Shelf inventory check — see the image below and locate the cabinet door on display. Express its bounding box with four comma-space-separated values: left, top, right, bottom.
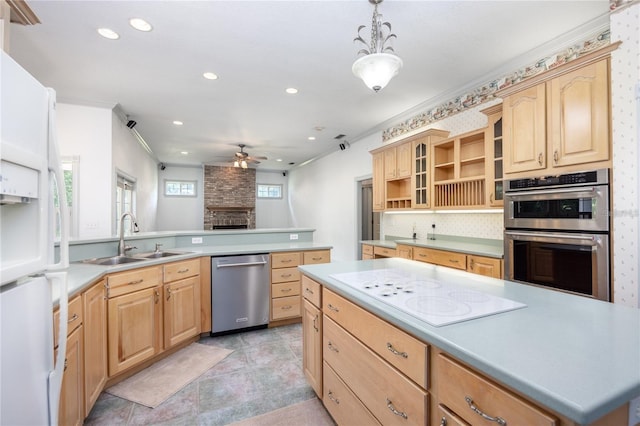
396, 142, 412, 178
503, 83, 546, 174
384, 148, 397, 179
412, 140, 430, 208
108, 286, 162, 376
164, 276, 201, 349
396, 244, 413, 260
302, 299, 322, 397
548, 59, 609, 168
372, 151, 385, 211
59, 325, 84, 426
467, 255, 503, 279
83, 281, 107, 415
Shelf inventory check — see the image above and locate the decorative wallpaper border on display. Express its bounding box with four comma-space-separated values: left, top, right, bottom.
382, 29, 611, 142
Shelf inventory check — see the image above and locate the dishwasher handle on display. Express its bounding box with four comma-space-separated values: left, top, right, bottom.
216, 260, 268, 268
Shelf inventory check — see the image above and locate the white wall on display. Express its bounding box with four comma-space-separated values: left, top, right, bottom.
111, 114, 158, 234
57, 103, 112, 239
256, 170, 290, 228
156, 165, 204, 231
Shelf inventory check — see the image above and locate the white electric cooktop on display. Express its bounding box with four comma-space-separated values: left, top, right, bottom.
330, 268, 526, 327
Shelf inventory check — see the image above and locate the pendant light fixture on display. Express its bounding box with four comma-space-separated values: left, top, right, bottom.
352, 0, 402, 92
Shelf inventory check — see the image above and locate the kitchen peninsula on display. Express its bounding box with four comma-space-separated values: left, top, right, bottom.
299, 258, 640, 426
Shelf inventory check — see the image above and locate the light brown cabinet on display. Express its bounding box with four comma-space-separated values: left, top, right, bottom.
373, 245, 396, 258
482, 104, 504, 207
396, 244, 413, 260
467, 254, 503, 279
499, 53, 612, 178
413, 246, 503, 279
82, 280, 107, 416
361, 243, 374, 260
163, 259, 201, 349
372, 151, 385, 212
384, 142, 412, 180
106, 265, 163, 376
302, 298, 322, 397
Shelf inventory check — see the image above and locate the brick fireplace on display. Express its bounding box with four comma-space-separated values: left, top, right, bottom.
204, 165, 256, 230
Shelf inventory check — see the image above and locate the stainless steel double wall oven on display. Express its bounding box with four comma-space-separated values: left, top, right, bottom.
504, 169, 610, 301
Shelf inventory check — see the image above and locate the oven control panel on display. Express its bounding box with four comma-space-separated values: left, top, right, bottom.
507, 169, 608, 191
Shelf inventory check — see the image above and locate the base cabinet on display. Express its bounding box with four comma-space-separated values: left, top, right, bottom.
323, 361, 381, 426
58, 325, 84, 426
83, 280, 107, 415
302, 298, 322, 396
164, 276, 201, 349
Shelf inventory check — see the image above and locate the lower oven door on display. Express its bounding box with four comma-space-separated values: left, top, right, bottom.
504, 230, 610, 301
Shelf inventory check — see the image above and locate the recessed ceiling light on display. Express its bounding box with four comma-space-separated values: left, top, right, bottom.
308, 136, 316, 141
97, 28, 119, 40
203, 72, 218, 80
129, 18, 153, 32
276, 159, 283, 162
173, 120, 183, 126
181, 151, 188, 155
285, 88, 298, 94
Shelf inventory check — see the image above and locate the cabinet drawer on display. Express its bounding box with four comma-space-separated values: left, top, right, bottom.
54, 295, 83, 348
271, 295, 301, 320
272, 281, 300, 298
163, 258, 200, 282
467, 255, 503, 279
271, 252, 301, 268
413, 247, 466, 270
271, 267, 300, 284
396, 244, 413, 260
303, 250, 330, 265
106, 266, 162, 298
323, 288, 428, 388
301, 275, 321, 308
323, 361, 381, 426
374, 246, 396, 257
323, 316, 428, 426
362, 244, 374, 255
437, 354, 557, 426
437, 404, 470, 426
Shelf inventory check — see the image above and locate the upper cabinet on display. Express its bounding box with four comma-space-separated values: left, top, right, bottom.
497, 45, 616, 178
481, 104, 504, 207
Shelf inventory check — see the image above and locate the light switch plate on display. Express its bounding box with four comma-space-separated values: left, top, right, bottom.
192, 237, 203, 244
289, 234, 298, 240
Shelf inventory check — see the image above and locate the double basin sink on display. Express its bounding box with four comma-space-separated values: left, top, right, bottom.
80, 250, 192, 266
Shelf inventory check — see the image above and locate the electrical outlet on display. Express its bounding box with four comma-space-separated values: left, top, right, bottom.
289, 234, 298, 240
191, 237, 203, 244
629, 395, 640, 426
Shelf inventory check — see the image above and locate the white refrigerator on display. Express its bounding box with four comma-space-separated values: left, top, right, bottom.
0, 50, 70, 425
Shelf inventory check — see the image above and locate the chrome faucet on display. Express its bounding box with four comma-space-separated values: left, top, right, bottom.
118, 212, 139, 256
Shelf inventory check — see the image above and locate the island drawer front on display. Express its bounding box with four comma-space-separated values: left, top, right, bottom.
271, 295, 301, 320
303, 250, 331, 265
323, 316, 428, 426
437, 354, 558, 426
272, 281, 300, 298
437, 404, 470, 426
362, 244, 374, 255
54, 295, 83, 348
323, 361, 381, 426
323, 288, 428, 388
163, 258, 200, 283
107, 266, 162, 298
374, 246, 396, 257
272, 252, 301, 268
301, 275, 321, 308
413, 247, 466, 270
271, 267, 300, 283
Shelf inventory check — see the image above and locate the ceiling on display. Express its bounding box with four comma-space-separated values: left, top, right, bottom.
9, 1, 610, 171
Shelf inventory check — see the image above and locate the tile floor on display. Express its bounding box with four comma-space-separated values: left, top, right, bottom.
84, 323, 325, 425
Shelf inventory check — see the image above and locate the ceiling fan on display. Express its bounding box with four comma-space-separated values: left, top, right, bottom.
233, 144, 267, 168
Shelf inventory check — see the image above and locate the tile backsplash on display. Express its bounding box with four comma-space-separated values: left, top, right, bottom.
383, 212, 504, 241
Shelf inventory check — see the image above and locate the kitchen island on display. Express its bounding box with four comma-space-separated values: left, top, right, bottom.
299, 258, 640, 426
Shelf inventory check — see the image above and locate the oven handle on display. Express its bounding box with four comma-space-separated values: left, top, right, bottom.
505, 230, 597, 243
505, 186, 595, 198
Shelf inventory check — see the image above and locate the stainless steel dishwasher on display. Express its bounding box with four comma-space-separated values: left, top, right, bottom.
211, 254, 270, 334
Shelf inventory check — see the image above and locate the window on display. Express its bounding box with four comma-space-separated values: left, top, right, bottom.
54, 157, 78, 240
116, 173, 136, 234
164, 180, 197, 197
257, 184, 283, 199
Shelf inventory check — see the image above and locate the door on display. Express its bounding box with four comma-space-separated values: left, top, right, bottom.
164, 276, 201, 349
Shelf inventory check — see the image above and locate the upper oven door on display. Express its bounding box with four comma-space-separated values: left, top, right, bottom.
504, 184, 609, 232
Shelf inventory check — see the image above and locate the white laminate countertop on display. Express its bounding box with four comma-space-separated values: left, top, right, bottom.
57, 241, 332, 303
298, 258, 640, 425
361, 235, 504, 258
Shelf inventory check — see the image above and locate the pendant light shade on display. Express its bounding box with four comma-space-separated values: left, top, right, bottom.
352, 52, 403, 92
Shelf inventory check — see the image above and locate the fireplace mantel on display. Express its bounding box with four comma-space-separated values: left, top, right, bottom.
206, 206, 254, 212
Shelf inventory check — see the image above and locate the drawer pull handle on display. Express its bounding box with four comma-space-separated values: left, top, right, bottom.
386, 343, 408, 358
538, 152, 543, 165
327, 341, 339, 353
386, 398, 408, 419
63, 358, 68, 372
166, 288, 172, 300
312, 257, 322, 261
128, 279, 144, 285
177, 268, 189, 273
313, 314, 319, 332
440, 417, 447, 426
327, 303, 339, 313
154, 289, 160, 304
553, 150, 559, 164
281, 259, 292, 263
68, 313, 79, 323
281, 288, 292, 293
282, 305, 292, 310
281, 273, 292, 278
418, 253, 427, 257
465, 396, 507, 426
449, 259, 459, 264
327, 391, 339, 405
304, 288, 314, 295
469, 259, 475, 269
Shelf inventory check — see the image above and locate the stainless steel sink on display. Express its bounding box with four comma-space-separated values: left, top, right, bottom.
81, 256, 146, 266
134, 250, 191, 259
